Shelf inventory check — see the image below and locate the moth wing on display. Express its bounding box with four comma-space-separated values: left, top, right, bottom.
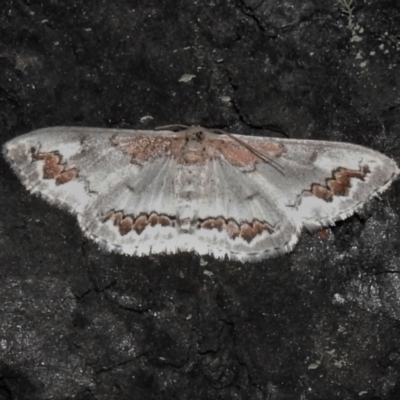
5, 127, 116, 212
3, 127, 185, 254
79, 155, 183, 256
235, 134, 399, 229
186, 156, 300, 262
5, 127, 398, 261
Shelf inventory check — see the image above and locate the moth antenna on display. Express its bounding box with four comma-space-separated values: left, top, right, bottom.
226, 133, 285, 175
209, 128, 229, 135
208, 128, 284, 174
156, 124, 190, 131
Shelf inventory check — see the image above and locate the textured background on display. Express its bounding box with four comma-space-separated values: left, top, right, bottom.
1, 0, 400, 399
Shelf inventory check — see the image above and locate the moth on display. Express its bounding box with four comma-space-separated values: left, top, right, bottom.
3, 125, 399, 262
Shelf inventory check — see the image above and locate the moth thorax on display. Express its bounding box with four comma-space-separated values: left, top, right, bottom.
181, 139, 206, 164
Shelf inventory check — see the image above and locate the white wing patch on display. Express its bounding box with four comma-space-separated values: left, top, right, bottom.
3, 125, 399, 262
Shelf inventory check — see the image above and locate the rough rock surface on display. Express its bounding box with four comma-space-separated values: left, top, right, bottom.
1, 0, 400, 399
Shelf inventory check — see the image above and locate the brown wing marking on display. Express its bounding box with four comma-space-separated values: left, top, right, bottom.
199, 217, 274, 243
31, 149, 78, 185
104, 211, 175, 236
111, 131, 285, 168
309, 165, 370, 202
216, 139, 286, 170
110, 135, 185, 166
